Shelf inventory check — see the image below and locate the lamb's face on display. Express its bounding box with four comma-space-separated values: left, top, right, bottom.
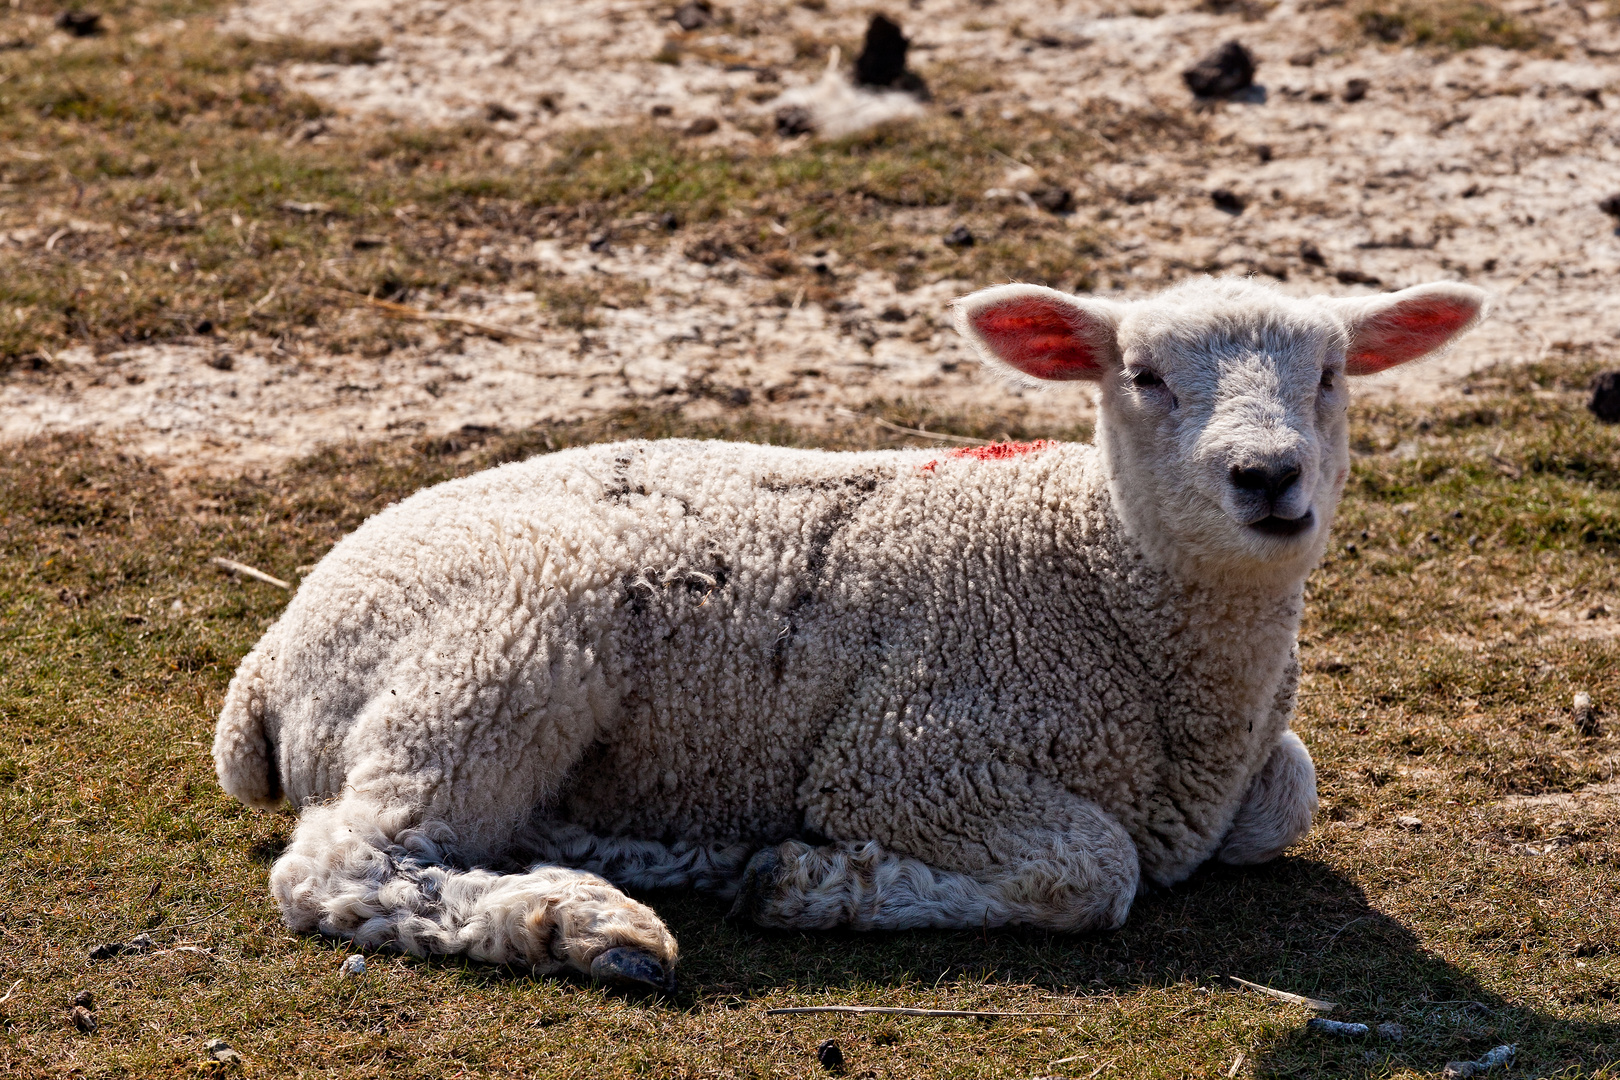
954, 277, 1487, 585
1099, 295, 1350, 579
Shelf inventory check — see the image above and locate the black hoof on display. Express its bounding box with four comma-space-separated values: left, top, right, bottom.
590, 947, 675, 995
726, 846, 781, 924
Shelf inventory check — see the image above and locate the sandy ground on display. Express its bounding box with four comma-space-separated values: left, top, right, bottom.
5, 0, 1619, 469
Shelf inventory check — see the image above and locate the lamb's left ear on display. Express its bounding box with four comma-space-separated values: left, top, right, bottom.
1328, 282, 1489, 377
953, 283, 1122, 382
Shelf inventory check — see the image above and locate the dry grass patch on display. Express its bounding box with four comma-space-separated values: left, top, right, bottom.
1350, 0, 1547, 50
2, 362, 1620, 1076
1, 0, 1209, 371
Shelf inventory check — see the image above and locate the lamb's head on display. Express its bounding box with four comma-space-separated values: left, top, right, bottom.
954, 276, 1487, 584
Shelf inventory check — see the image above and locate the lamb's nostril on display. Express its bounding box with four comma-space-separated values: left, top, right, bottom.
1230, 464, 1302, 501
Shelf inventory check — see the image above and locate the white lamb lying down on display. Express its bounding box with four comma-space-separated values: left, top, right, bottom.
214, 277, 1485, 992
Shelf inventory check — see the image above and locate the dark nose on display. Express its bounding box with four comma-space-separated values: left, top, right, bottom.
1231, 463, 1301, 503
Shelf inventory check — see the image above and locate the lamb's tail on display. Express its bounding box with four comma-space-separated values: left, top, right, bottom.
213, 636, 283, 809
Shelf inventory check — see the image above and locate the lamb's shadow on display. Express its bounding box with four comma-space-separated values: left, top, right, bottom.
647, 857, 1618, 1076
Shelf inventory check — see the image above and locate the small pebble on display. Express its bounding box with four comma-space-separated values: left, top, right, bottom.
73, 990, 94, 1010
127, 933, 154, 953
942, 225, 975, 249
1306, 1017, 1369, 1038
1376, 1021, 1404, 1041
672, 0, 714, 31
1395, 815, 1423, 831
684, 116, 720, 137
89, 942, 124, 960
206, 1038, 244, 1066
71, 1005, 97, 1034
1211, 189, 1246, 214
816, 1037, 845, 1072
1443, 1044, 1515, 1078
1299, 240, 1327, 267
339, 953, 368, 977
1574, 690, 1597, 735
1343, 78, 1370, 103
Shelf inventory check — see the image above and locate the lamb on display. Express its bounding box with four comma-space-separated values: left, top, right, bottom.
213, 276, 1486, 993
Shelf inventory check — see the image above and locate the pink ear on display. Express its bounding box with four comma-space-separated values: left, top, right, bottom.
954, 285, 1119, 382
1336, 283, 1488, 376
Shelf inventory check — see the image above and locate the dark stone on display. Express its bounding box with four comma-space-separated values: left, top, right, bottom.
71, 1005, 97, 1034
658, 211, 680, 231
55, 11, 103, 37
816, 1038, 845, 1072
775, 104, 815, 137
854, 15, 929, 98
484, 101, 519, 122
88, 943, 124, 960
1334, 268, 1382, 286
1182, 40, 1256, 99
1031, 186, 1075, 214
588, 233, 613, 253
942, 224, 975, 248
1210, 189, 1246, 214
1343, 77, 1370, 103
351, 235, 385, 250
208, 353, 234, 371
1589, 371, 1620, 423
1299, 240, 1326, 266
194, 319, 214, 335
1600, 194, 1620, 219
1255, 143, 1273, 162
650, 103, 674, 117
855, 15, 908, 86
73, 990, 94, 1009
672, 1, 713, 32
684, 116, 719, 136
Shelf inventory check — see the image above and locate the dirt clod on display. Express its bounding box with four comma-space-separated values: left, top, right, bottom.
1031, 186, 1075, 214
70, 1005, 97, 1034
1395, 815, 1423, 831
1210, 189, 1246, 214
88, 943, 123, 960
1588, 371, 1620, 423
1600, 194, 1620, 219
775, 105, 815, 137
815, 1038, 845, 1072
1182, 40, 1256, 99
942, 225, 975, 248
1299, 240, 1326, 266
684, 116, 719, 136
1344, 78, 1370, 103
73, 990, 93, 1009
672, 1, 713, 32
206, 1038, 244, 1066
55, 11, 103, 37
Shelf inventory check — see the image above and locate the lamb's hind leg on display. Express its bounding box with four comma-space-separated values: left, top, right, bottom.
271, 793, 679, 991
731, 797, 1139, 933
1217, 729, 1318, 866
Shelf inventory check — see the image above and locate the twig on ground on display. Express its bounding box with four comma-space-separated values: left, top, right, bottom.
0, 979, 21, 1005
765, 1005, 1080, 1018
1226, 1051, 1246, 1077
324, 287, 546, 342
871, 417, 988, 445
1227, 976, 1337, 1012
209, 557, 291, 590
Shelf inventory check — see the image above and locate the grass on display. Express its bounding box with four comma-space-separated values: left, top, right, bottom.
0, 0, 1203, 371
2, 359, 1620, 1076
1351, 0, 1546, 51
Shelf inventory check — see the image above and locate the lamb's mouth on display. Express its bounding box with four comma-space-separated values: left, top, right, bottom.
1249, 509, 1315, 538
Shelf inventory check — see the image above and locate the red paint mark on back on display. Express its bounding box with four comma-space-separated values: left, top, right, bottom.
947, 439, 1056, 461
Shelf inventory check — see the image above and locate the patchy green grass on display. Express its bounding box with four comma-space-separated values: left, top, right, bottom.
0, 0, 1201, 370
2, 362, 1620, 1077
1351, 0, 1546, 50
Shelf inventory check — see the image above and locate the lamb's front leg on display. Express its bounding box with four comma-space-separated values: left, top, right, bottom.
731, 790, 1139, 933
1216, 729, 1318, 866
272, 793, 680, 991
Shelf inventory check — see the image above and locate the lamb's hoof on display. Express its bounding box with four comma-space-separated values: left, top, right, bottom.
590, 947, 675, 995
726, 846, 781, 924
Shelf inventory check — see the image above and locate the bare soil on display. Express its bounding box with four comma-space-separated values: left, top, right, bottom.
4, 0, 1618, 469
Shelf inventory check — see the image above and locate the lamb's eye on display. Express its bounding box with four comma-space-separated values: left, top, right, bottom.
1320, 369, 1336, 392
1130, 369, 1164, 389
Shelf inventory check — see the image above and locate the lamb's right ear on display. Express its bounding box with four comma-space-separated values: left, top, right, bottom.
952, 284, 1122, 382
